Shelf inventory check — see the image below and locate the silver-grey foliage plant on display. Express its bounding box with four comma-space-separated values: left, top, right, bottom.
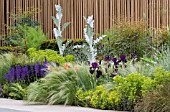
74, 15, 106, 63
52, 4, 71, 55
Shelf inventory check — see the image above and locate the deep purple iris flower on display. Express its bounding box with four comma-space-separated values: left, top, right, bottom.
112, 58, 117, 62
89, 67, 95, 74
112, 58, 120, 65
96, 70, 102, 79
120, 55, 127, 63
91, 62, 99, 69
104, 56, 112, 61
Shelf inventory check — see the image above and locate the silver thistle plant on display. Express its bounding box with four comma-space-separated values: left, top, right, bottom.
52, 4, 71, 55
74, 15, 106, 63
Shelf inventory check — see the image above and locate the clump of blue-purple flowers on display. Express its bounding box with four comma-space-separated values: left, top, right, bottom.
4, 58, 48, 84
89, 55, 127, 79
89, 62, 102, 79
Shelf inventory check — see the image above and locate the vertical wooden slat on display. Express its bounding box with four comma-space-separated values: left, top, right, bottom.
1, 0, 170, 43
0, 0, 5, 46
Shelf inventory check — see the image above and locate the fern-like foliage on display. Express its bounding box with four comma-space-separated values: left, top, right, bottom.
10, 25, 47, 51
9, 83, 26, 100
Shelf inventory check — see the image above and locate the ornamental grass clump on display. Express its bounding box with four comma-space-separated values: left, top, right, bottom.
135, 81, 170, 112
26, 63, 97, 105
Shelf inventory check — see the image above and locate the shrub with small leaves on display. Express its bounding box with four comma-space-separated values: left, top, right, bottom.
76, 86, 121, 110
27, 48, 66, 65
113, 73, 155, 111
104, 20, 148, 58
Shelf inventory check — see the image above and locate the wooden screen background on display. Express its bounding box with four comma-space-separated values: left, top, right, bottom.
0, 0, 170, 46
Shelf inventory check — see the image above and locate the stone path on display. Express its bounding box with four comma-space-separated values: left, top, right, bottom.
0, 98, 120, 112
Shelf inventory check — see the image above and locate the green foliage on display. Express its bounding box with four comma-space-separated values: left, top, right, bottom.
0, 46, 15, 54
148, 27, 170, 47
40, 39, 86, 51
27, 48, 66, 64
135, 81, 170, 112
76, 73, 156, 111
13, 17, 39, 27
104, 20, 148, 58
0, 53, 16, 83
90, 86, 120, 110
76, 89, 93, 107
8, 83, 26, 100
113, 73, 155, 110
156, 47, 170, 71
65, 55, 75, 62
40, 40, 59, 50
76, 86, 121, 110
26, 80, 48, 104
3, 83, 26, 100
10, 25, 47, 52
153, 67, 170, 85
2, 84, 10, 97
118, 61, 157, 77
3, 14, 39, 46
40, 39, 87, 62
26, 63, 97, 105
167, 26, 170, 45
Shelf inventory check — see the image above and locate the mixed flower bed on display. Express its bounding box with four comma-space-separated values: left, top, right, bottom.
0, 4, 170, 112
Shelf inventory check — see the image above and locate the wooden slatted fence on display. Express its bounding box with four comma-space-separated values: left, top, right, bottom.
0, 0, 170, 46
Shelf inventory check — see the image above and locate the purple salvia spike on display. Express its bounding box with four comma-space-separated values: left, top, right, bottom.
10, 67, 15, 82
21, 67, 26, 80
3, 74, 8, 81
40, 65, 45, 77
34, 62, 40, 75
16, 65, 21, 81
